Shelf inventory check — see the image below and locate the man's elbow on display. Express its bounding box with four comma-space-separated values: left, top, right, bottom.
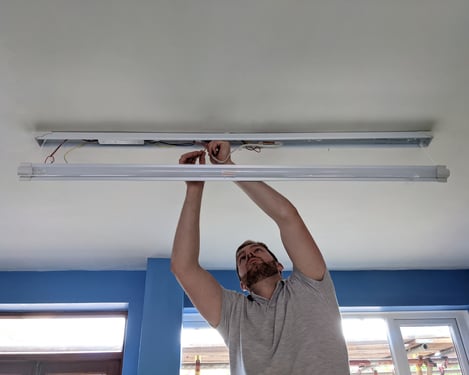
170, 256, 183, 277
170, 254, 197, 279
277, 205, 301, 223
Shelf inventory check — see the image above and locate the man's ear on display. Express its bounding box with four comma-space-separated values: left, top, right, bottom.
240, 280, 247, 291
277, 262, 284, 273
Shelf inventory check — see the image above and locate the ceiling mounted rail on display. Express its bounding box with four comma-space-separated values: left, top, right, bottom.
35, 131, 433, 147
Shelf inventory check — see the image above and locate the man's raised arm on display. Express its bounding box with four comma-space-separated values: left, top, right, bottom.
206, 141, 327, 281
171, 150, 222, 327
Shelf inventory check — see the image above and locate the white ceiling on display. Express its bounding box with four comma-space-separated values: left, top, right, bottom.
1, 0, 468, 271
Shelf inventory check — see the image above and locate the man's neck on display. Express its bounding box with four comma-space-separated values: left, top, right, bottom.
249, 274, 282, 300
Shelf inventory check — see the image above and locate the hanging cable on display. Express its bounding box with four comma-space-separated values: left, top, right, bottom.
419, 142, 437, 164
63, 141, 88, 163
208, 142, 282, 163
44, 140, 67, 164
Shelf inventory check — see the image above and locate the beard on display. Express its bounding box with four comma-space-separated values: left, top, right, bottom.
241, 260, 279, 290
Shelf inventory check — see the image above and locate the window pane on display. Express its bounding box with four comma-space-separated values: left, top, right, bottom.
342, 318, 394, 374
0, 316, 126, 353
180, 327, 229, 375
400, 324, 463, 375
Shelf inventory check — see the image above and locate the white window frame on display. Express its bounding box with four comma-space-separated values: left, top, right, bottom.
342, 310, 469, 375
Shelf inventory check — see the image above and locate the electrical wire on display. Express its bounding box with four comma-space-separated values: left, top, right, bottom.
148, 140, 198, 147
44, 140, 67, 164
63, 141, 88, 163
420, 142, 437, 164
208, 142, 282, 163
42, 139, 280, 165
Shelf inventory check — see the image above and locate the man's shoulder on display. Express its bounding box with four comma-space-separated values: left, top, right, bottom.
221, 287, 248, 302
285, 268, 333, 290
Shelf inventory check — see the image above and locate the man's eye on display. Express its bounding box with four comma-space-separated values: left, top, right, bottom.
240, 255, 246, 261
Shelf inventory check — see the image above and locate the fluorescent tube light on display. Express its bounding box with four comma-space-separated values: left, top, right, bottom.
17, 163, 450, 182
35, 131, 433, 147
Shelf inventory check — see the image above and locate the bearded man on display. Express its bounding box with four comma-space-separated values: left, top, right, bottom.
171, 141, 349, 375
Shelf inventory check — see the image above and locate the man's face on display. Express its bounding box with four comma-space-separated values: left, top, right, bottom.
236, 243, 282, 290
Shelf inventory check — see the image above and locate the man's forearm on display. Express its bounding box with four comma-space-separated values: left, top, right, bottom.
171, 185, 204, 273
235, 179, 327, 281
235, 180, 298, 225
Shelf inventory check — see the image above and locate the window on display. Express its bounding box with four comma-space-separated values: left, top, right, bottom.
342, 317, 394, 374
393, 317, 469, 375
180, 309, 228, 375
181, 327, 228, 375
0, 311, 126, 375
180, 309, 469, 375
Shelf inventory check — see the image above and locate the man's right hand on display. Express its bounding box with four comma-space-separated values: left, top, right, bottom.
179, 150, 206, 187
179, 149, 206, 165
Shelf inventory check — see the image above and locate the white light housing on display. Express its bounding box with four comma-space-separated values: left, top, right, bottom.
17, 163, 450, 182
35, 131, 433, 147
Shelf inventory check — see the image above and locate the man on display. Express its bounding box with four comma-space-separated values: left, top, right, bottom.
171, 140, 349, 375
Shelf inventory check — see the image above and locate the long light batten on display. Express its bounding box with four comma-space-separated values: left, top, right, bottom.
18, 163, 450, 182
35, 131, 433, 147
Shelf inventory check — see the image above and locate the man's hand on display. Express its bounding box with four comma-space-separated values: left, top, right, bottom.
179, 150, 206, 187
206, 141, 233, 164
179, 150, 206, 165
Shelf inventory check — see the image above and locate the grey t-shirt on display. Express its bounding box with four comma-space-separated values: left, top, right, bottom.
215, 269, 349, 375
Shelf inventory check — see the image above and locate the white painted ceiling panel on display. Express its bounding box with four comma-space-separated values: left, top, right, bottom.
0, 0, 468, 270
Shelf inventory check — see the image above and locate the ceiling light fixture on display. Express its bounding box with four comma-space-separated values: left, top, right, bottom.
17, 163, 450, 182
35, 131, 433, 147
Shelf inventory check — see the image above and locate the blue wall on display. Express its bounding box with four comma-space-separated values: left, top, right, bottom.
0, 270, 145, 374
1, 261, 468, 375
203, 269, 469, 310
